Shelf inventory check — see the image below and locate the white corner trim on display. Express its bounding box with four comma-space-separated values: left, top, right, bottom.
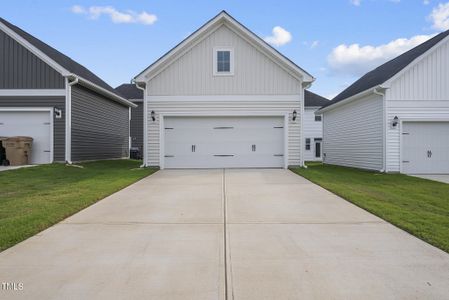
0, 107, 54, 163
0, 89, 66, 96
213, 47, 234, 76
0, 21, 70, 77
65, 78, 73, 164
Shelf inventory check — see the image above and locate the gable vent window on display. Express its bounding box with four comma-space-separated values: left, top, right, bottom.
305, 138, 311, 150
315, 115, 322, 122
214, 48, 234, 76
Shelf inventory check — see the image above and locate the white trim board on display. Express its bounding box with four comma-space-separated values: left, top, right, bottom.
148, 95, 301, 102
0, 89, 66, 96
0, 107, 54, 163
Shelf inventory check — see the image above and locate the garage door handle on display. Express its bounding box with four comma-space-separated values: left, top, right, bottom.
213, 127, 234, 129
164, 155, 175, 158
274, 154, 284, 157
214, 154, 234, 157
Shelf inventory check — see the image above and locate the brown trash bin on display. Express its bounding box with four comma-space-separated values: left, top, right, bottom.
4, 136, 33, 166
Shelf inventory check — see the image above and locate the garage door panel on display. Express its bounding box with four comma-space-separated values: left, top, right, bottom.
164, 116, 284, 168
0, 111, 52, 164
402, 122, 449, 174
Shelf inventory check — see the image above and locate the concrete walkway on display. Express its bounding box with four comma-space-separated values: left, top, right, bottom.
0, 169, 448, 299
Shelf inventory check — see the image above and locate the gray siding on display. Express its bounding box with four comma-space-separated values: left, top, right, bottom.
0, 30, 65, 89
0, 96, 65, 161
323, 94, 384, 171
130, 102, 143, 151
71, 85, 129, 161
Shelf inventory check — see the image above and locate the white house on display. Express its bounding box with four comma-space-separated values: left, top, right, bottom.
134, 11, 314, 169
317, 30, 449, 174
303, 90, 328, 162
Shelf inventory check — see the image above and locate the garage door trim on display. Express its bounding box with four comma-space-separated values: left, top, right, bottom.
400, 118, 449, 174
0, 107, 54, 163
159, 112, 289, 169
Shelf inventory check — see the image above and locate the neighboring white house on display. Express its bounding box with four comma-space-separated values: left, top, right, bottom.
134, 11, 314, 169
317, 30, 449, 174
303, 90, 328, 161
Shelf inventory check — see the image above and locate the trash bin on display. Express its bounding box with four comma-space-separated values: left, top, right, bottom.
0, 137, 8, 166
3, 136, 33, 166
130, 147, 141, 160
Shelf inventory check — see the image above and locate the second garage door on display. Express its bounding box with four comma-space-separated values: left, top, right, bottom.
164, 116, 284, 168
402, 122, 449, 174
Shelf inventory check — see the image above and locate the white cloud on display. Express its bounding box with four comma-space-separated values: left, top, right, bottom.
424, 0, 431, 5
310, 40, 320, 49
327, 34, 435, 76
264, 26, 292, 47
71, 5, 157, 25
350, 0, 361, 6
429, 2, 449, 30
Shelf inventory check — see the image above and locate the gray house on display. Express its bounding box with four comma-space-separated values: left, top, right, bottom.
115, 84, 143, 153
0, 17, 136, 164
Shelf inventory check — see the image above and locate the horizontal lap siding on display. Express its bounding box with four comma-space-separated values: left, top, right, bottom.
146, 100, 301, 167
71, 85, 129, 161
0, 96, 65, 161
386, 38, 449, 172
303, 107, 322, 161
323, 94, 383, 171
130, 102, 143, 150
0, 30, 64, 89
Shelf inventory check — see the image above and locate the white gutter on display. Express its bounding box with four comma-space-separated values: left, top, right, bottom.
65, 76, 79, 164
65, 74, 137, 108
133, 80, 147, 168
317, 85, 384, 114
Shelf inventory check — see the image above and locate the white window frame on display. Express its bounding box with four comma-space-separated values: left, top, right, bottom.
213, 47, 234, 76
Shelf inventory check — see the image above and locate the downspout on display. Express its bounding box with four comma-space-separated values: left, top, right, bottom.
65, 75, 79, 164
302, 81, 313, 169
373, 86, 387, 173
133, 80, 147, 168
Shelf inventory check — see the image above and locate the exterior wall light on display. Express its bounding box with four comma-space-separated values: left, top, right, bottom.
54, 107, 62, 119
292, 110, 297, 121
392, 116, 399, 128
151, 110, 156, 122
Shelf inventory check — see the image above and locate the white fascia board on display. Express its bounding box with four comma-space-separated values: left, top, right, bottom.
316, 86, 384, 114
147, 95, 301, 102
134, 11, 314, 84
68, 75, 137, 108
383, 34, 449, 89
0, 89, 65, 96
0, 21, 70, 77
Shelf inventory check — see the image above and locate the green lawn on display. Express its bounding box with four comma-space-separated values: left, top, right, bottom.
0, 160, 157, 252
291, 163, 449, 253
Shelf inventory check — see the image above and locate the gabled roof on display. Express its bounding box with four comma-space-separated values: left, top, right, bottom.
0, 17, 135, 107
304, 90, 329, 107
321, 29, 449, 110
115, 84, 143, 100
134, 11, 314, 83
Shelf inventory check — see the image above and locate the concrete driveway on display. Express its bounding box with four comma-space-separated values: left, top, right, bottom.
1, 169, 449, 299
412, 174, 449, 184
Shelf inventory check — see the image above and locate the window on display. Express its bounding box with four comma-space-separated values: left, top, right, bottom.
315, 115, 322, 122
214, 48, 234, 75
305, 138, 311, 150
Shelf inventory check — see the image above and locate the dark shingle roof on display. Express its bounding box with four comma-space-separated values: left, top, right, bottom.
0, 17, 120, 97
304, 90, 329, 107
322, 30, 449, 109
115, 84, 143, 100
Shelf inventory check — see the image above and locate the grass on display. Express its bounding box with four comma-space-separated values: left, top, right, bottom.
0, 160, 157, 252
291, 163, 449, 253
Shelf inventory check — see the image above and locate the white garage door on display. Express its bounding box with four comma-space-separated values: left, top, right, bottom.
0, 110, 52, 164
164, 116, 284, 168
402, 122, 449, 174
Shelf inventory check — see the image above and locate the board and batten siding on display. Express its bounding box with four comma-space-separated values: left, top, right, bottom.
71, 85, 129, 161
0, 30, 65, 89
323, 94, 384, 171
146, 100, 302, 167
0, 96, 65, 161
303, 107, 323, 161
130, 101, 143, 150
147, 24, 301, 96
385, 38, 449, 172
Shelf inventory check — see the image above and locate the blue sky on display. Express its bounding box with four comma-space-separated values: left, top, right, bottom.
2, 0, 448, 98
